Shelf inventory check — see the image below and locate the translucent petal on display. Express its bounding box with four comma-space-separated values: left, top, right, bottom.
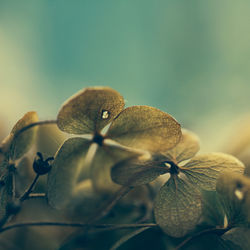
154, 176, 202, 237
161, 129, 200, 163
65, 180, 105, 221
2, 112, 39, 160
90, 142, 143, 194
183, 153, 245, 190
111, 159, 168, 187
216, 171, 250, 224
107, 106, 181, 153
57, 87, 124, 134
47, 137, 91, 209
0, 172, 13, 217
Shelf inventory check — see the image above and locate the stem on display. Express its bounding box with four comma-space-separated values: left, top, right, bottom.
0, 222, 157, 234
14, 120, 57, 139
20, 174, 40, 202
175, 227, 230, 250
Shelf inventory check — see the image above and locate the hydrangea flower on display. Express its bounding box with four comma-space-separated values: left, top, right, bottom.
47, 87, 182, 209
111, 129, 245, 237
0, 111, 38, 216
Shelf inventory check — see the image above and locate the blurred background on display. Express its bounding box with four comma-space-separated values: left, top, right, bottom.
1, 0, 250, 150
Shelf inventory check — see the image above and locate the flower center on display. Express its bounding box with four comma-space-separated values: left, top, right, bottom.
92, 133, 104, 146
164, 161, 180, 175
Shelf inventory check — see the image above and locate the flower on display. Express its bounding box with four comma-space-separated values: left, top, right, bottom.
47, 87, 182, 209
0, 111, 38, 217
111, 129, 245, 237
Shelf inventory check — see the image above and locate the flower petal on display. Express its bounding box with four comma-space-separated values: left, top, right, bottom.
161, 129, 200, 163
216, 171, 250, 224
57, 87, 124, 134
154, 176, 202, 237
183, 153, 245, 191
47, 137, 91, 209
2, 112, 39, 160
107, 106, 181, 153
111, 158, 168, 187
90, 142, 143, 194
0, 172, 13, 217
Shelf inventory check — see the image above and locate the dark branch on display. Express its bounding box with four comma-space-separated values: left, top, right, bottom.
20, 174, 40, 202
0, 222, 157, 234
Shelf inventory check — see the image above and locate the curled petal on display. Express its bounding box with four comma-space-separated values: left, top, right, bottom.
107, 106, 182, 153
57, 87, 124, 134
2, 112, 39, 160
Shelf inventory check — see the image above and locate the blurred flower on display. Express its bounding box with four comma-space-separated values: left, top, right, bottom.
0, 111, 38, 216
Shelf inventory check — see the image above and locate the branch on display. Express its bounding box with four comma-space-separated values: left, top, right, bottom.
20, 174, 40, 202
0, 222, 157, 234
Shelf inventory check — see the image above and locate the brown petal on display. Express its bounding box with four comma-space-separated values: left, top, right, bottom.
90, 141, 144, 194
47, 137, 91, 209
183, 152, 245, 191
57, 87, 124, 134
2, 111, 39, 160
107, 106, 182, 153
161, 129, 200, 163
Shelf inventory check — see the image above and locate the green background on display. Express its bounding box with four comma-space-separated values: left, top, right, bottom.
1, 1, 250, 149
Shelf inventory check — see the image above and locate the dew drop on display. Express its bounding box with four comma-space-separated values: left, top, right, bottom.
234, 189, 244, 200
101, 110, 110, 119
164, 162, 171, 169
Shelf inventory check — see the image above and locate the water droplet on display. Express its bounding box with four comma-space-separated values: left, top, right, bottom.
101, 110, 110, 119
164, 162, 171, 169
234, 189, 244, 200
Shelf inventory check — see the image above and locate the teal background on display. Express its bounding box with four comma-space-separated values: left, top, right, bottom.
1, 1, 250, 148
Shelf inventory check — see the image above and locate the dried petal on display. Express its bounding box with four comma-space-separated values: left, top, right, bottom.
216, 171, 250, 224
47, 137, 91, 209
90, 142, 143, 194
182, 153, 245, 190
107, 106, 181, 153
0, 172, 13, 217
3, 112, 39, 160
111, 159, 168, 187
154, 176, 202, 237
162, 129, 200, 163
57, 87, 124, 134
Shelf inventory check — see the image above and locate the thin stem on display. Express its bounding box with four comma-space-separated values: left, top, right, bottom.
175, 227, 230, 250
0, 222, 157, 234
14, 120, 57, 139
20, 174, 40, 202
